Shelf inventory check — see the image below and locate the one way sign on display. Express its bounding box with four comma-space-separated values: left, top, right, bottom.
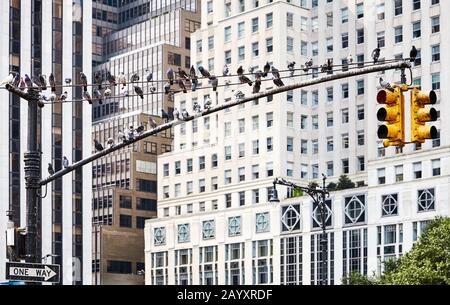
6, 262, 60, 283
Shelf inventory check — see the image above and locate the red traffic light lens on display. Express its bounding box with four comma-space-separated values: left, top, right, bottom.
377, 90, 387, 104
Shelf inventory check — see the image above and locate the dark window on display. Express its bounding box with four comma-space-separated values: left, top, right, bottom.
119, 196, 132, 209
107, 260, 132, 274
120, 214, 132, 228
136, 217, 150, 229
137, 179, 157, 193
136, 198, 156, 211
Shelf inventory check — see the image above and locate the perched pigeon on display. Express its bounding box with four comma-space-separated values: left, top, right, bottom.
12, 73, 20, 88
347, 54, 353, 65
62, 156, 69, 169
198, 66, 211, 79
191, 77, 198, 92
126, 126, 135, 140
24, 74, 33, 88
134, 85, 144, 99
48, 163, 55, 175
211, 76, 218, 91
173, 108, 180, 120
104, 87, 112, 97
60, 91, 68, 102
135, 125, 145, 134
120, 86, 129, 96
372, 47, 381, 64
32, 75, 43, 91
253, 79, 261, 93
65, 78, 72, 84
106, 138, 114, 148
263, 62, 271, 77
48, 92, 56, 102
118, 130, 127, 143
193, 101, 202, 113
237, 66, 252, 86
303, 58, 313, 73
271, 66, 284, 87
0, 73, 14, 86
379, 78, 394, 92
149, 117, 158, 129
49, 73, 56, 92
164, 82, 171, 95
94, 139, 104, 152
181, 110, 189, 121
234, 90, 245, 100
107, 71, 116, 87
321, 60, 330, 73
178, 67, 188, 80
94, 72, 102, 90
223, 65, 229, 76
161, 109, 170, 122
130, 73, 139, 83
149, 86, 156, 93
204, 97, 212, 110
166, 68, 174, 85
410, 45, 418, 62
118, 72, 126, 88
178, 79, 187, 93
19, 78, 26, 90
287, 61, 296, 77
80, 72, 88, 91
93, 89, 103, 104
144, 69, 153, 82
189, 66, 197, 79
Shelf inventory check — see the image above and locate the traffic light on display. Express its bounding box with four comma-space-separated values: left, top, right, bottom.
376, 87, 405, 147
410, 88, 438, 143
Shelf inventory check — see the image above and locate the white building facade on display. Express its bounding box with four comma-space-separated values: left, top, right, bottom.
145, 0, 450, 285
0, 0, 92, 284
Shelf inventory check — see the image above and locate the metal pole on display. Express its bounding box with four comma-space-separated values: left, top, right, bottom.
24, 89, 41, 285
319, 175, 328, 285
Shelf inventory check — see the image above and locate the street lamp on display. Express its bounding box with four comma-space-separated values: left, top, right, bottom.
269, 175, 330, 285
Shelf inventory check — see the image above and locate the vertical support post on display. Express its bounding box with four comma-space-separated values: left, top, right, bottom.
320, 175, 328, 285
400, 68, 407, 85
24, 89, 41, 271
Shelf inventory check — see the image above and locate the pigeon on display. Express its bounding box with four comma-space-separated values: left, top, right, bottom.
48, 163, 55, 175
80, 72, 88, 91
40, 93, 49, 101
287, 61, 296, 77
234, 90, 245, 100
178, 67, 188, 80
237, 66, 244, 75
118, 72, 126, 88
248, 66, 255, 74
94, 139, 104, 152
93, 88, 103, 104
253, 79, 261, 93
24, 74, 33, 88
191, 77, 198, 92
211, 76, 218, 91
223, 65, 229, 76
303, 58, 313, 73
181, 110, 189, 121
164, 82, 171, 95
166, 68, 174, 85
118, 130, 127, 143
107, 71, 116, 87
130, 73, 139, 83
263, 62, 271, 77
60, 91, 68, 102
149, 86, 156, 93
94, 72, 102, 90
271, 66, 284, 87
11, 73, 20, 88
321, 60, 330, 73
106, 138, 114, 148
32, 75, 43, 91
237, 66, 252, 86
178, 79, 187, 93
189, 65, 197, 79
410, 45, 418, 62
19, 78, 26, 90
204, 97, 212, 110
126, 126, 135, 140
161, 109, 170, 122
193, 101, 202, 113
144, 69, 153, 82
1, 73, 14, 86
379, 78, 394, 92
62, 156, 69, 169
135, 125, 145, 134
372, 47, 381, 64
198, 66, 211, 79
49, 73, 56, 92
48, 92, 56, 102
104, 87, 112, 97
65, 78, 72, 84
347, 54, 353, 65
149, 117, 158, 129
326, 58, 333, 71
173, 108, 180, 120
224, 80, 231, 89
134, 85, 144, 99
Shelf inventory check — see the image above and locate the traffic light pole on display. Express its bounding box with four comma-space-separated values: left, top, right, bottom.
5, 61, 410, 284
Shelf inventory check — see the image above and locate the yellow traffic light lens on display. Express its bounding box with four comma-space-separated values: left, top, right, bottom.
417, 126, 438, 139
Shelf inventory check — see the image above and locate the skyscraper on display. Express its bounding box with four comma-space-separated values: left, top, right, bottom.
91, 0, 200, 284
0, 0, 92, 285
145, 0, 449, 285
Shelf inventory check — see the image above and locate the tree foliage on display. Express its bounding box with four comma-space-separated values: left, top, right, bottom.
336, 175, 355, 190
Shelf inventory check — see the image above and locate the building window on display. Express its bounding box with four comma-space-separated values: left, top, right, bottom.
225, 243, 245, 285
342, 108, 349, 123
432, 73, 440, 90
228, 216, 242, 236
418, 189, 435, 212
327, 161, 334, 177
107, 261, 132, 274
341, 33, 348, 48
177, 224, 190, 243
252, 17, 259, 32
256, 212, 269, 233
381, 194, 398, 216
357, 156, 365, 171
377, 31, 385, 48
225, 193, 232, 208
432, 159, 441, 176
175, 161, 181, 175
225, 146, 231, 161
154, 227, 166, 246
344, 195, 366, 224
311, 232, 335, 285
266, 112, 273, 127
342, 228, 368, 277
287, 162, 294, 177
431, 16, 440, 33
356, 3, 364, 18
413, 0, 421, 10
395, 165, 403, 182
252, 42, 259, 57
431, 44, 440, 62
237, 22, 245, 39
120, 214, 132, 228
394, 0, 402, 15
413, 162, 422, 179
357, 80, 364, 95
119, 196, 132, 209
394, 26, 403, 43
287, 36, 294, 52
357, 105, 364, 120
378, 168, 386, 184
342, 83, 349, 99
266, 162, 273, 177
342, 159, 349, 174
238, 46, 245, 61
357, 131, 365, 146
377, 224, 403, 274
281, 236, 303, 284
342, 133, 349, 149
300, 140, 307, 154
199, 246, 218, 285
266, 37, 273, 53
267, 137, 273, 152
252, 165, 259, 180
266, 13, 273, 28
287, 137, 294, 152
252, 240, 273, 284
137, 198, 156, 211
412, 21, 421, 38
327, 137, 334, 152
202, 220, 215, 240
224, 26, 231, 42
253, 189, 260, 204
281, 204, 301, 232
377, 3, 385, 20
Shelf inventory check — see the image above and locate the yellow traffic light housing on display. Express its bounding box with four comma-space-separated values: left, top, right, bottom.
410, 88, 438, 143
376, 87, 405, 147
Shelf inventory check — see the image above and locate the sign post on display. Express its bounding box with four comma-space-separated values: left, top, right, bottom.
6, 262, 60, 283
